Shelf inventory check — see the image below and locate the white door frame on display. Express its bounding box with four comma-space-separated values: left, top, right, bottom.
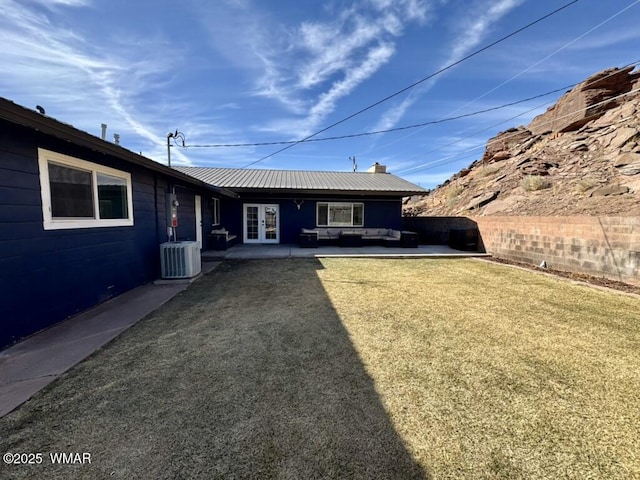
194, 195, 202, 250
243, 203, 280, 244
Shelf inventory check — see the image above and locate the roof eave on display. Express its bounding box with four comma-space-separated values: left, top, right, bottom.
0, 98, 238, 199
226, 187, 427, 196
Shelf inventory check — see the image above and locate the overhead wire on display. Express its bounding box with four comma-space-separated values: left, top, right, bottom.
396, 84, 640, 176
394, 60, 640, 174
177, 57, 640, 172
355, 0, 640, 159
237, 0, 582, 168
393, 58, 640, 174
180, 84, 576, 148
174, 0, 639, 174
358, 0, 640, 169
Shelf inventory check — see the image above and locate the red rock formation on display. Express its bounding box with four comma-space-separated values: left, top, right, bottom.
528, 66, 640, 135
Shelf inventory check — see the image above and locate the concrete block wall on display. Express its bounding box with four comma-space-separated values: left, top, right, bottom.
474, 216, 640, 286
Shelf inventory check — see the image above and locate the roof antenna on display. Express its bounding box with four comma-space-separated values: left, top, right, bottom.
350, 156, 357, 172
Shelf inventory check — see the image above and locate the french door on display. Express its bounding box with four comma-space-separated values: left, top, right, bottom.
243, 204, 279, 244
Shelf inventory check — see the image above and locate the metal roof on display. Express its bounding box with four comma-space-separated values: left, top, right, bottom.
173, 167, 427, 196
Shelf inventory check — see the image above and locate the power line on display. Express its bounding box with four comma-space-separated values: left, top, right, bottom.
180, 84, 575, 148
397, 84, 640, 176
395, 99, 556, 174
355, 0, 640, 159
238, 0, 582, 168
394, 60, 640, 174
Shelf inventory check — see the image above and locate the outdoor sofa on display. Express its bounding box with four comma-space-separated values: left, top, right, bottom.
300, 227, 417, 248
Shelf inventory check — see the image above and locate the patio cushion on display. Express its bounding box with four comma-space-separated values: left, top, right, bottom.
309, 227, 403, 242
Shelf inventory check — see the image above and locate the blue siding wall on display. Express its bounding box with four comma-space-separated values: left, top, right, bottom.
224, 195, 403, 244
175, 189, 217, 243
175, 189, 196, 241
0, 123, 209, 349
218, 198, 243, 238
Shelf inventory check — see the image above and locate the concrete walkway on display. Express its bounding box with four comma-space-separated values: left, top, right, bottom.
0, 261, 220, 417
0, 244, 485, 418
204, 243, 490, 260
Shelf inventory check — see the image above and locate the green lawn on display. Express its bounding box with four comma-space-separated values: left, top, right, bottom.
1, 258, 638, 479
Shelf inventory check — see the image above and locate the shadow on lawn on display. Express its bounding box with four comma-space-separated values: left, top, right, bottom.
0, 258, 429, 479
184, 258, 429, 479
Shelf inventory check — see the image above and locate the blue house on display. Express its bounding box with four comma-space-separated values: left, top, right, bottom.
0, 96, 425, 349
0, 98, 236, 349
175, 165, 426, 246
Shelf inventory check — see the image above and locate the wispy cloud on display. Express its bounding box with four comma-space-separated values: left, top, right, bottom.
198, 0, 432, 137
372, 0, 524, 132
0, 0, 194, 164
262, 42, 396, 138
28, 0, 89, 7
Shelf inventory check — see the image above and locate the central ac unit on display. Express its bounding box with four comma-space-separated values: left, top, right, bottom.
160, 241, 201, 279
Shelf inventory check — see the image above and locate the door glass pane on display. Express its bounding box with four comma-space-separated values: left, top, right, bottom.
246, 206, 259, 240
49, 162, 94, 218
264, 206, 277, 240
97, 172, 128, 219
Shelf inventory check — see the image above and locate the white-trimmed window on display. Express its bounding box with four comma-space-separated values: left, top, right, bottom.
316, 202, 364, 227
212, 197, 221, 226
38, 148, 134, 230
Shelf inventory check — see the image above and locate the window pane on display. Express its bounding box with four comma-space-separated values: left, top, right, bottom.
49, 162, 94, 218
97, 173, 128, 219
317, 203, 328, 226
329, 204, 352, 225
353, 204, 364, 226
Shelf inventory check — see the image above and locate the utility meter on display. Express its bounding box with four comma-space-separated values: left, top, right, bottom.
166, 193, 179, 228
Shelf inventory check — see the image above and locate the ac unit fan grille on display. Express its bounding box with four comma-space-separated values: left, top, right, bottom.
160, 241, 201, 279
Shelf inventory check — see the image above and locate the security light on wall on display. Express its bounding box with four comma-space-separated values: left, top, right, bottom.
293, 199, 304, 210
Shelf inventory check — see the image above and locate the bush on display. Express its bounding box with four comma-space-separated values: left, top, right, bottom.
477, 164, 502, 178
576, 176, 598, 193
446, 185, 464, 205
521, 175, 551, 191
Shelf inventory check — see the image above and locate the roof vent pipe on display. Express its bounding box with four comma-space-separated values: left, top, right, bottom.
101, 123, 107, 140
113, 133, 120, 145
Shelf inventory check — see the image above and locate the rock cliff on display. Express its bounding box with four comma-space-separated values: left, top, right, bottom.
404, 66, 640, 217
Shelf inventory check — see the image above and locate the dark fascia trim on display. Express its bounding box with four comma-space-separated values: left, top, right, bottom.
0, 98, 238, 199
227, 188, 426, 197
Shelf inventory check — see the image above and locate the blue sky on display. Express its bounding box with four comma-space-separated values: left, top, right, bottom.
2, 0, 639, 188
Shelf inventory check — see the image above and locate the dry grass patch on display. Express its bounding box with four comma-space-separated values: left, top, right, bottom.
445, 185, 464, 206
0, 258, 638, 479
316, 258, 640, 479
0, 259, 425, 479
576, 176, 599, 193
521, 174, 551, 191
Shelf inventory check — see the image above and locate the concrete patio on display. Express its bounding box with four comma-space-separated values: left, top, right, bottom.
202, 243, 490, 260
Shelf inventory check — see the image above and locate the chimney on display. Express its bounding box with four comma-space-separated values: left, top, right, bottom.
113, 133, 120, 145
101, 123, 107, 140
367, 162, 386, 173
